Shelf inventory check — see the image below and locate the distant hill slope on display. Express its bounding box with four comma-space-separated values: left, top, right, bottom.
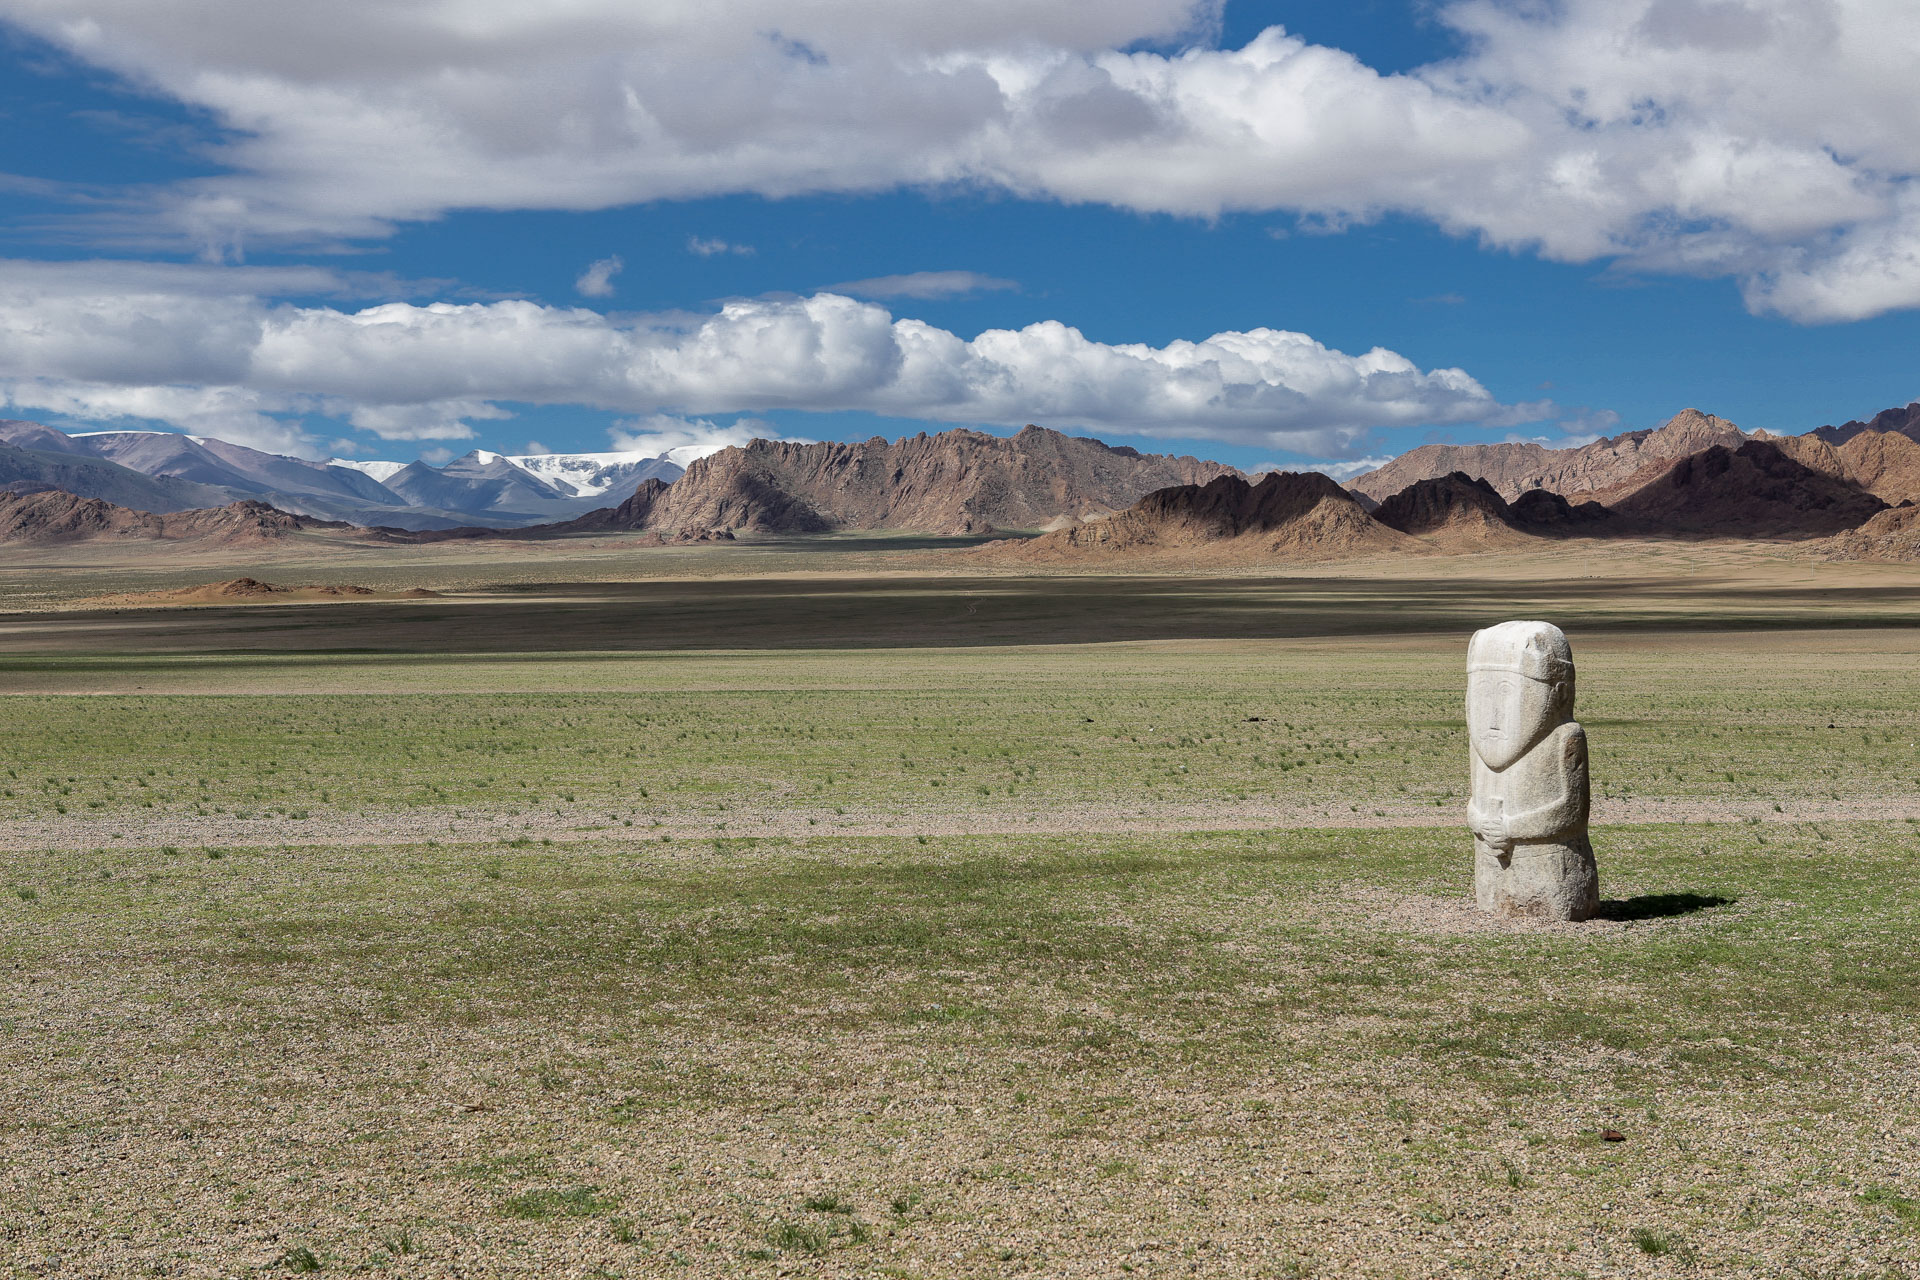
983, 471, 1409, 564
0, 488, 375, 546
0, 440, 233, 512
1349, 409, 1745, 503
633, 425, 1237, 535
1605, 441, 1887, 537
69, 429, 402, 506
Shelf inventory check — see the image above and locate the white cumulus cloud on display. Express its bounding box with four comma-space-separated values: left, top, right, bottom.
0, 259, 1542, 455
5, 1, 1920, 318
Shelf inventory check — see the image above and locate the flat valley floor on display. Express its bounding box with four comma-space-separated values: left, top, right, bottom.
0, 536, 1917, 1278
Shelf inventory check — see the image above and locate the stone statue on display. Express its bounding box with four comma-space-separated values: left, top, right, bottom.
1465, 620, 1598, 921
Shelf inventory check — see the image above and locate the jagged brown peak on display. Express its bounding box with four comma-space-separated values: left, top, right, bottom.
633, 425, 1238, 535
0, 488, 357, 545
1605, 440, 1886, 538
982, 471, 1410, 564
1350, 409, 1746, 503
1809, 400, 1920, 446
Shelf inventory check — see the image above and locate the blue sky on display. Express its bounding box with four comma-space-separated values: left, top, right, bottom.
1, 0, 1918, 474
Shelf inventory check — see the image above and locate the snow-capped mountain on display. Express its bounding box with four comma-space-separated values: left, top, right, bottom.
334, 459, 410, 485
0, 419, 684, 529
335, 449, 685, 521
486, 450, 685, 500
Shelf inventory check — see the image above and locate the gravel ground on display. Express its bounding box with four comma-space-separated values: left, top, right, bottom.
2, 822, 1916, 1279
5, 794, 1918, 854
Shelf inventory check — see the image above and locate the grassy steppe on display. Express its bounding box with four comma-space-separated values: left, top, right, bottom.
0, 631, 1916, 839
1, 551, 1917, 1277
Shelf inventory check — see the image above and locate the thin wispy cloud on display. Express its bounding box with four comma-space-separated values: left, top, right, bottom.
574, 254, 623, 298
824, 271, 1018, 301
688, 237, 753, 258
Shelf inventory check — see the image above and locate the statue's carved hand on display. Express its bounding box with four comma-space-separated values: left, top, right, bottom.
1469, 805, 1511, 851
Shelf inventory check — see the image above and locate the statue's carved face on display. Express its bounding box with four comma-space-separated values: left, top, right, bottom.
1467, 668, 1558, 770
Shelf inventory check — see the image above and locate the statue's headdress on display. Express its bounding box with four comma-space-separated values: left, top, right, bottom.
1467, 620, 1573, 684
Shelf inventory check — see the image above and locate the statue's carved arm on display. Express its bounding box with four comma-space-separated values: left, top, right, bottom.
1497, 724, 1588, 842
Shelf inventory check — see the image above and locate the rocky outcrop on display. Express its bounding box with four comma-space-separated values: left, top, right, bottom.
1350, 409, 1746, 503
985, 471, 1409, 563
1821, 504, 1920, 560
631, 425, 1236, 535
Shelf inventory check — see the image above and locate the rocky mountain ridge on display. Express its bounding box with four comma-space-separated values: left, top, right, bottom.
618, 425, 1238, 536
1349, 409, 1746, 504
0, 488, 368, 546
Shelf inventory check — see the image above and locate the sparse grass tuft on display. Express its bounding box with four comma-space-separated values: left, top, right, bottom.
274, 1245, 322, 1272
501, 1185, 618, 1221
1857, 1186, 1920, 1228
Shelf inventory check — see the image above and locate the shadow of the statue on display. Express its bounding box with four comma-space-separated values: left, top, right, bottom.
1596, 892, 1734, 922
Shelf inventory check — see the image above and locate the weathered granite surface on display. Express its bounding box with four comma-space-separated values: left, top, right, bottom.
1465, 620, 1599, 921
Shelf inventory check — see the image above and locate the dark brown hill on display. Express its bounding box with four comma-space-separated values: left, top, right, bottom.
633, 425, 1236, 535
1670, 429, 1920, 510
0, 488, 363, 545
983, 471, 1409, 564
1372, 473, 1521, 544
1371, 472, 1612, 546
1506, 488, 1615, 532
1350, 409, 1745, 503
1605, 441, 1886, 537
